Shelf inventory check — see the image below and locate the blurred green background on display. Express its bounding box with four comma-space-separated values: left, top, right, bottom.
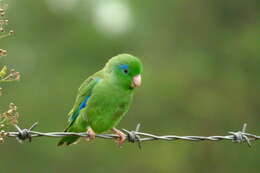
1, 0, 259, 172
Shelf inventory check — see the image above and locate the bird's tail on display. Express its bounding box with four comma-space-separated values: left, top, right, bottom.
57, 126, 80, 146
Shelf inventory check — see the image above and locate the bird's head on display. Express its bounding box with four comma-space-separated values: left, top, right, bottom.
104, 54, 143, 90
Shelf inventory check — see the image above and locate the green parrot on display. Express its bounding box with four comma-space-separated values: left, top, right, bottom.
58, 54, 143, 146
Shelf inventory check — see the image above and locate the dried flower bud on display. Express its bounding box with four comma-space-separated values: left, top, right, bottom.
9, 102, 15, 108
0, 49, 7, 56
0, 103, 19, 126
14, 71, 20, 81
0, 12, 5, 17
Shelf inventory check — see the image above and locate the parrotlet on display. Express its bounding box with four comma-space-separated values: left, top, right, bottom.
58, 54, 143, 146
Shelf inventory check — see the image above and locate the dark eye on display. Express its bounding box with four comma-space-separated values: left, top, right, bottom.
123, 69, 129, 74
119, 64, 129, 74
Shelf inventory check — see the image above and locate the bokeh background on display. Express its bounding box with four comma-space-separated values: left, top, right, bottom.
1, 0, 259, 172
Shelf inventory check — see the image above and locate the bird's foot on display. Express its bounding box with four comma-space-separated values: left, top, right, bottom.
112, 128, 126, 147
85, 127, 96, 141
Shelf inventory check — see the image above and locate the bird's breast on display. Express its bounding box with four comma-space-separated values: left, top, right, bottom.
86, 83, 133, 132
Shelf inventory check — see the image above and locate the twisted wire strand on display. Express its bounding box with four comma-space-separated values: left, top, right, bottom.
6, 123, 260, 149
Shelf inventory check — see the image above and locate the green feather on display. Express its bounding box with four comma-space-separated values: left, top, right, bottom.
58, 54, 143, 146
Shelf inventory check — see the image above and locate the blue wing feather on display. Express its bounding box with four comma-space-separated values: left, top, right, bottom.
79, 95, 91, 110
68, 77, 101, 124
69, 95, 91, 122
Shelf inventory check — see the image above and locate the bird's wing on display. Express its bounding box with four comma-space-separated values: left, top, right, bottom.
67, 74, 102, 124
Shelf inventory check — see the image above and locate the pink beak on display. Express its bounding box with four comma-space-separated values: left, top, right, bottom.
132, 75, 142, 88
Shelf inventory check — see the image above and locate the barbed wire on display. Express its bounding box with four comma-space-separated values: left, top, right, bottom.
5, 123, 260, 149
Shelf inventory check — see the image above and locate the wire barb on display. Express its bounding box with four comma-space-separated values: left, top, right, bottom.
123, 123, 142, 149
5, 123, 260, 148
229, 123, 252, 147
13, 124, 30, 143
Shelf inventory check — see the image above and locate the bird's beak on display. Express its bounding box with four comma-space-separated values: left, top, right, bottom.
132, 74, 142, 88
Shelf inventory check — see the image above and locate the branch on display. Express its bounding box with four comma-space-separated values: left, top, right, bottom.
4, 123, 260, 149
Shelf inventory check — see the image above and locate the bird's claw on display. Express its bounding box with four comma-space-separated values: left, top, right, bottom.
112, 128, 126, 147
85, 127, 96, 141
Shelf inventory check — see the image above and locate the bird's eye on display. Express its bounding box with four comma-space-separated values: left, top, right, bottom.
123, 69, 129, 74
119, 64, 129, 74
